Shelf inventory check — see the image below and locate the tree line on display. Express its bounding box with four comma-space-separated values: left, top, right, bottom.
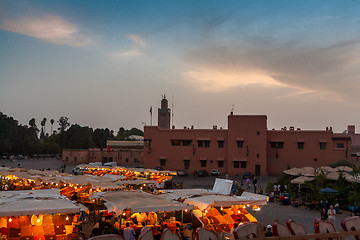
0, 112, 143, 157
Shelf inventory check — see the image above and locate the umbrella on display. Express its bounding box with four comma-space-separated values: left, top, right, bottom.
319, 188, 339, 194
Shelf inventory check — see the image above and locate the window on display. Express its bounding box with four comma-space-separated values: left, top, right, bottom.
336, 143, 344, 148
171, 140, 181, 146
134, 158, 137, 163
182, 140, 192, 146
126, 158, 129, 163
217, 160, 224, 168
200, 160, 207, 167
145, 139, 152, 146
233, 161, 240, 168
257, 154, 259, 158
198, 140, 210, 148
241, 162, 247, 168
237, 141, 244, 148
218, 141, 224, 148
171, 139, 192, 146
74, 157, 77, 162
276, 154, 279, 158
271, 142, 284, 149
298, 142, 304, 149
257, 131, 260, 135
320, 142, 326, 150
184, 160, 190, 169
65, 157, 69, 162
160, 159, 166, 166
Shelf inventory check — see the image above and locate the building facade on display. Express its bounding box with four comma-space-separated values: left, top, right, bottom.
143, 98, 356, 176
62, 140, 143, 166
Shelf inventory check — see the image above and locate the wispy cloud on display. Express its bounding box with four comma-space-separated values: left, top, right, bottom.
0, 15, 95, 47
181, 38, 360, 101
112, 34, 147, 58
183, 68, 286, 92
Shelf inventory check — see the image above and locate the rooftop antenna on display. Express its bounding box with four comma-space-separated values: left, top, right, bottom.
172, 95, 174, 127
230, 104, 234, 113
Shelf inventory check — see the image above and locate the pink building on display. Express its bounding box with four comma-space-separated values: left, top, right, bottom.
143, 98, 356, 176
62, 141, 143, 166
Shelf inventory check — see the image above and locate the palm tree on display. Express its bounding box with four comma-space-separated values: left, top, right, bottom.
50, 119, 54, 135
40, 118, 47, 139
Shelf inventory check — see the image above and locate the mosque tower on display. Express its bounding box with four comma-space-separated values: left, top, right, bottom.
158, 95, 171, 129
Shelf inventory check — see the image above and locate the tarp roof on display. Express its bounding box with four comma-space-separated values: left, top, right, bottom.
183, 193, 267, 211
0, 189, 84, 217
118, 179, 157, 185
90, 191, 192, 214
325, 171, 352, 181
317, 166, 336, 173
335, 166, 353, 172
162, 189, 214, 200
283, 167, 315, 177
290, 176, 315, 184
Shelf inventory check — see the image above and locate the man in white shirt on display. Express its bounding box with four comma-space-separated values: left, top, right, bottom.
327, 205, 336, 226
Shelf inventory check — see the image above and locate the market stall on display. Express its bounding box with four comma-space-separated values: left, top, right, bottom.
163, 189, 268, 234
0, 189, 86, 240
90, 190, 193, 237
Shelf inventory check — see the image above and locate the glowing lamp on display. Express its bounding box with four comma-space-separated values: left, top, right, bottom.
9, 218, 12, 223
220, 207, 223, 211
37, 219, 40, 223
185, 209, 188, 212
66, 216, 69, 221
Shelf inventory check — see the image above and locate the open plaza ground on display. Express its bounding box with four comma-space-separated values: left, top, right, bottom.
1, 157, 354, 237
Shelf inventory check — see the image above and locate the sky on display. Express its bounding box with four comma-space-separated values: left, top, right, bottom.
1, 0, 360, 134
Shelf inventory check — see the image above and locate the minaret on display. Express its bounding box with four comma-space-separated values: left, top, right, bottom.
158, 95, 171, 129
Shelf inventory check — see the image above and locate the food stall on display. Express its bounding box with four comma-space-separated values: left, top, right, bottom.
162, 189, 268, 234
0, 189, 86, 240
90, 190, 193, 237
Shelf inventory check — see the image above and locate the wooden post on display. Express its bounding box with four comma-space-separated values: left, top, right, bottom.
257, 225, 265, 240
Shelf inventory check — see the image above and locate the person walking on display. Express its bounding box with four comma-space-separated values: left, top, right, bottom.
246, 177, 251, 190
123, 222, 136, 240
252, 177, 258, 193
327, 205, 336, 226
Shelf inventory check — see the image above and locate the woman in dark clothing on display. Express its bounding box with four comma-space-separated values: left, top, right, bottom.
321, 207, 328, 221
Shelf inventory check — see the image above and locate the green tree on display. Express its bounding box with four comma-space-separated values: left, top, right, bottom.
58, 117, 70, 132
92, 128, 114, 148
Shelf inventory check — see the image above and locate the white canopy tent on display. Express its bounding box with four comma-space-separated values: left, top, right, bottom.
0, 189, 84, 217
162, 189, 214, 200
183, 194, 267, 211
91, 190, 193, 214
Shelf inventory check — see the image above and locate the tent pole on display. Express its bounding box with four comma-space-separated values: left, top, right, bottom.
181, 210, 183, 227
